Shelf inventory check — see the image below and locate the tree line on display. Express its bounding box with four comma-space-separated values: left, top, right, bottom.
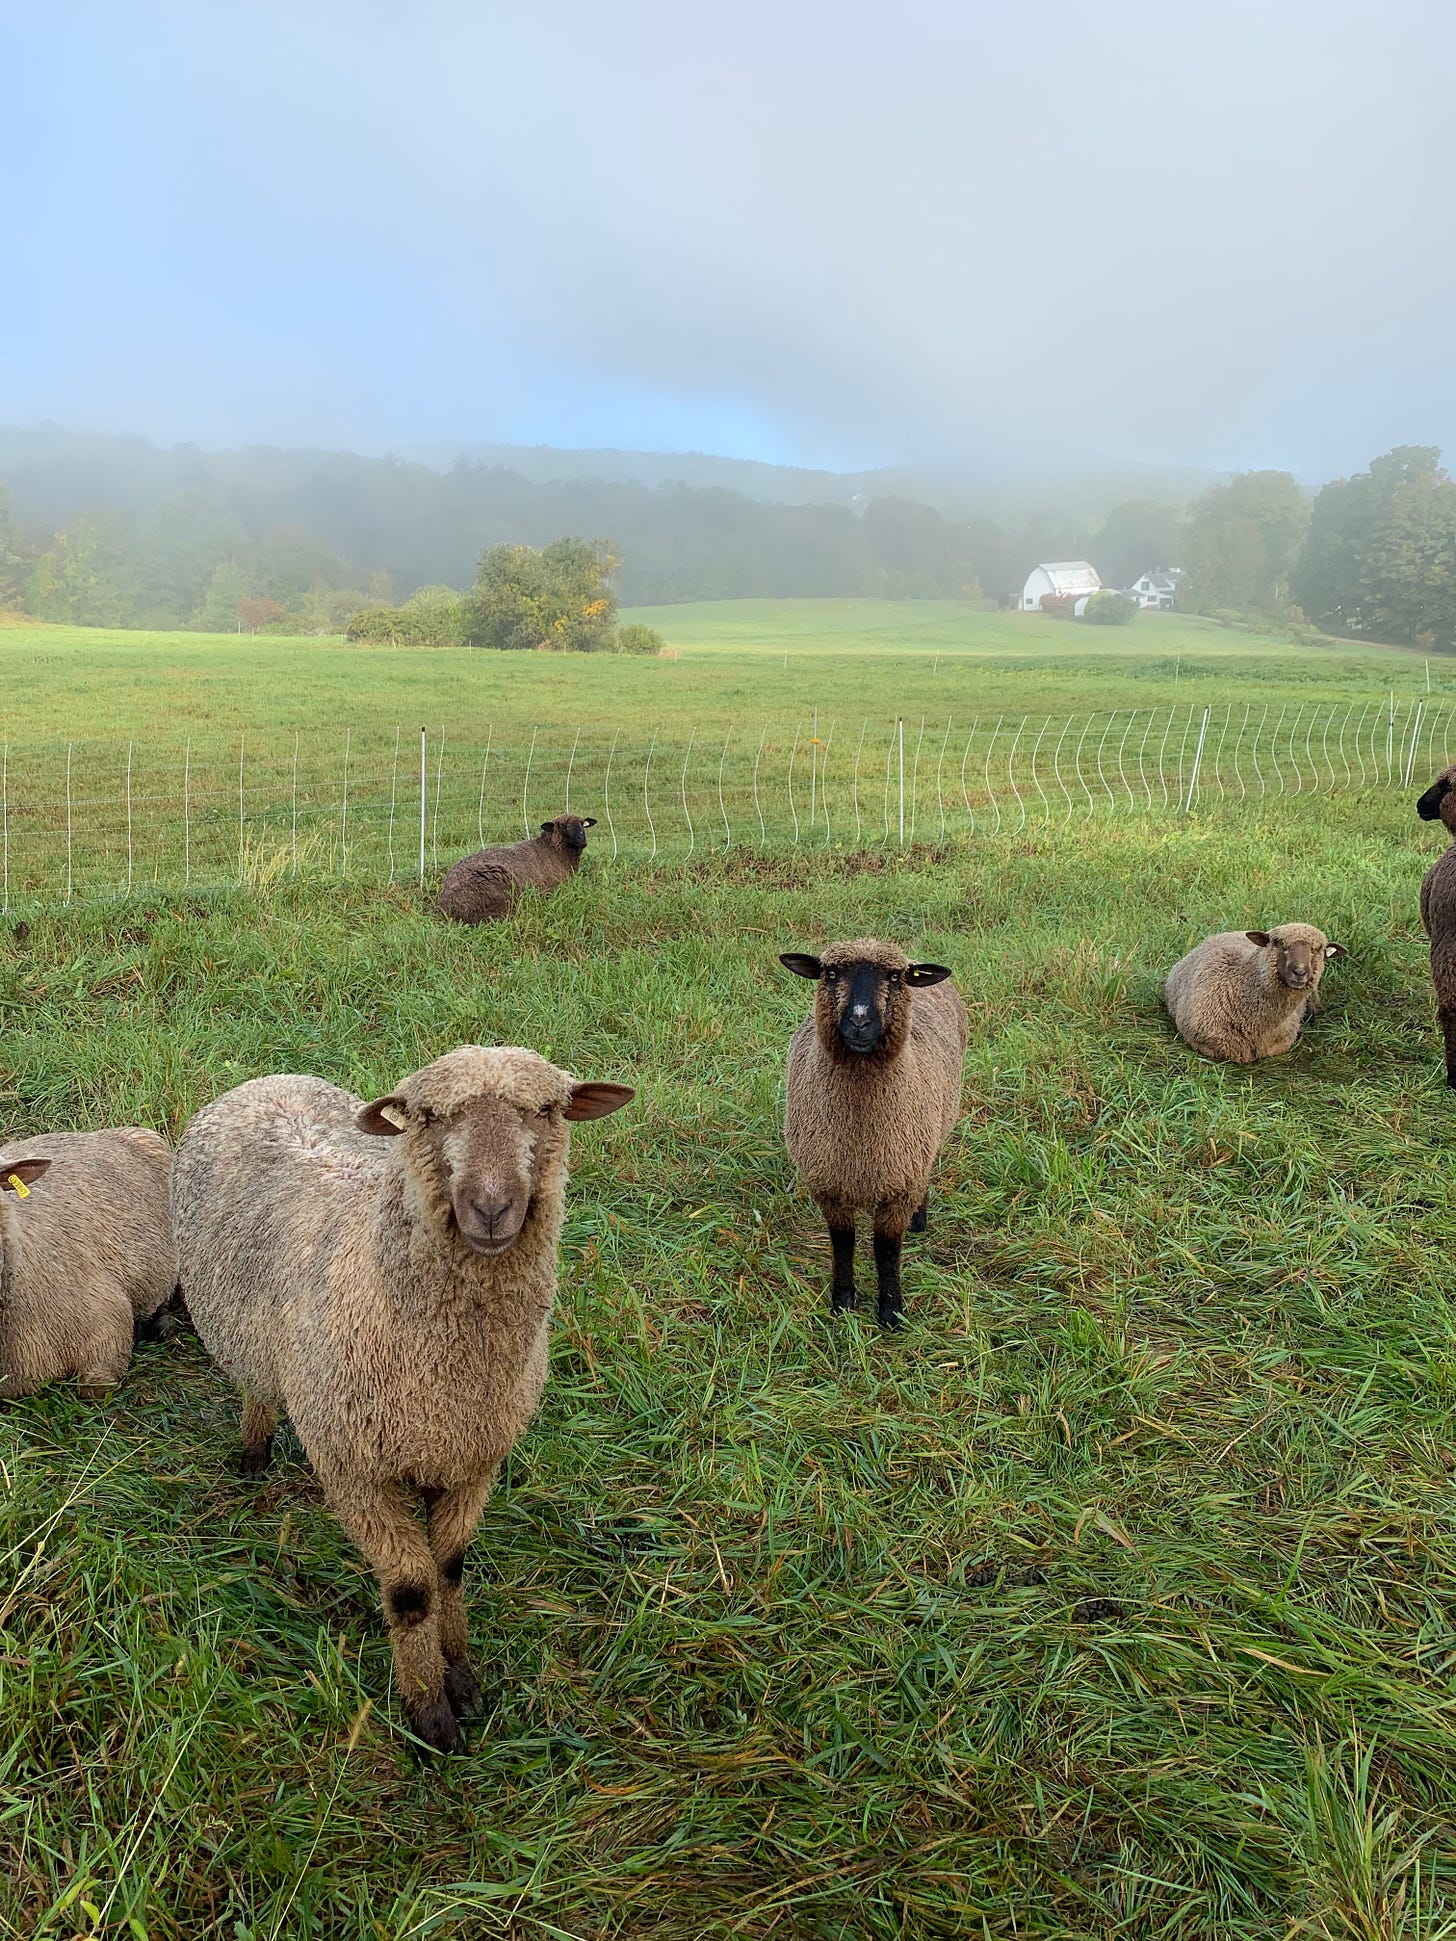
1, 424, 1453, 648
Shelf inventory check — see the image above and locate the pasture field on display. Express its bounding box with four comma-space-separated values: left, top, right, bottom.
0, 605, 1448, 907
2, 615, 1456, 1938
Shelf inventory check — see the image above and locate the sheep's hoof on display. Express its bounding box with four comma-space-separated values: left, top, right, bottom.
135, 1308, 176, 1345
830, 1288, 857, 1313
909, 1201, 928, 1235
1446, 1067, 1456, 1090
77, 1383, 114, 1402
407, 1693, 464, 1756
443, 1657, 484, 1720
876, 1301, 905, 1331
238, 1439, 274, 1479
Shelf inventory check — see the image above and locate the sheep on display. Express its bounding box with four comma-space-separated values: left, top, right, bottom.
0, 1127, 176, 1401
438, 814, 596, 925
1416, 764, 1456, 1084
172, 1046, 633, 1754
780, 938, 968, 1328
1163, 923, 1346, 1064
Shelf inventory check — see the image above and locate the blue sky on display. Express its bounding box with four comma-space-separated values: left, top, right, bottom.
5, 0, 1454, 479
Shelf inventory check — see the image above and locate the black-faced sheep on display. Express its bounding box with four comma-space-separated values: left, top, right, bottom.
1417, 765, 1456, 1084
1164, 924, 1345, 1064
780, 938, 968, 1328
0, 1128, 176, 1400
171, 1046, 633, 1753
438, 814, 596, 925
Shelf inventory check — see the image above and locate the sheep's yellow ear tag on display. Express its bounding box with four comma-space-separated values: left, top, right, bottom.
7, 1174, 30, 1198
380, 1104, 407, 1130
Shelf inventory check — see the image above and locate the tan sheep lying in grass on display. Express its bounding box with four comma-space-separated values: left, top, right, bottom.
0, 1128, 175, 1400
780, 938, 968, 1328
1164, 924, 1346, 1064
438, 814, 596, 924
172, 1046, 632, 1753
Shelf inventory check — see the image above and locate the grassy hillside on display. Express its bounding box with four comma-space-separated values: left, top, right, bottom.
2, 615, 1455, 1935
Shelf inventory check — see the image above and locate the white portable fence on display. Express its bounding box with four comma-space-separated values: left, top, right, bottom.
2, 697, 1447, 907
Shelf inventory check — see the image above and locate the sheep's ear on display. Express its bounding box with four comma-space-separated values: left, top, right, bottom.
581, 817, 597, 828
779, 952, 823, 979
1417, 777, 1451, 819
2, 1158, 51, 1193
540, 820, 557, 835
563, 1082, 634, 1121
357, 1096, 409, 1136
906, 963, 953, 987
1324, 941, 1348, 959
1245, 931, 1271, 948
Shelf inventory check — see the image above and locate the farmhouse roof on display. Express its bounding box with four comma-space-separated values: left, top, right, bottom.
1034, 561, 1101, 595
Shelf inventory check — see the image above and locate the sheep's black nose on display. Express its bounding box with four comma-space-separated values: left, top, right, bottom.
839, 1020, 883, 1052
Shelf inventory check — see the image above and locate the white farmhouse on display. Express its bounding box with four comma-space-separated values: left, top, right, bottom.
1126, 568, 1183, 610
1021, 561, 1101, 611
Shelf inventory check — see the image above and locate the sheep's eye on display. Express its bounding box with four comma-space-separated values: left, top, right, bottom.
823, 967, 838, 983
537, 1104, 553, 1118
888, 973, 902, 988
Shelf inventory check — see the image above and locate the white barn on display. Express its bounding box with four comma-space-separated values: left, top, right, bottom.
1126, 568, 1183, 610
1021, 561, 1101, 611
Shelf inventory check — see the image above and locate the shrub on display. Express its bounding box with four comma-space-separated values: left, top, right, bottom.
345, 607, 406, 644
1083, 592, 1137, 626
616, 623, 665, 656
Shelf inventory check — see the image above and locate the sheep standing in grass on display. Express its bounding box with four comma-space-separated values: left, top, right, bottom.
438, 814, 596, 925
0, 1128, 175, 1400
1164, 924, 1346, 1064
780, 939, 967, 1328
172, 1046, 632, 1753
1416, 765, 1456, 1084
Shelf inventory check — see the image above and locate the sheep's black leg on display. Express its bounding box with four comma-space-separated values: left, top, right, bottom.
1440, 1005, 1456, 1089
873, 1230, 905, 1330
908, 1196, 928, 1235
828, 1219, 857, 1313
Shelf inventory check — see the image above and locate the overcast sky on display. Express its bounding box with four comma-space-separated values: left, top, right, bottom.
6, 0, 1453, 480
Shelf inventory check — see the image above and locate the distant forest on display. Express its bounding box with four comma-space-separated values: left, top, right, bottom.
2, 425, 1453, 650
0, 424, 1182, 632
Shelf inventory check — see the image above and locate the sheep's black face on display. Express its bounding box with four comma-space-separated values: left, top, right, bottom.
1417, 771, 1456, 830
543, 815, 595, 851
780, 949, 954, 1062
827, 961, 895, 1054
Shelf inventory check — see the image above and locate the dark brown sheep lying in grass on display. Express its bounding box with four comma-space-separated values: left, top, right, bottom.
438, 814, 596, 924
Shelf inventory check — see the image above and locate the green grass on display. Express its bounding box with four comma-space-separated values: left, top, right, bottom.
2, 616, 1456, 1936
5, 805, 1456, 1937
0, 605, 1447, 906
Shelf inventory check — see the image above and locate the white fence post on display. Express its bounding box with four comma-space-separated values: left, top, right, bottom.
236, 734, 244, 885
1185, 706, 1211, 813
897, 717, 905, 846
125, 740, 133, 896
644, 732, 658, 861
680, 729, 696, 857
292, 731, 300, 877
419, 726, 426, 889
520, 725, 537, 840
604, 729, 618, 861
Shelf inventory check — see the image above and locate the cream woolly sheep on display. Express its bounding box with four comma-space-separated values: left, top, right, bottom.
780, 938, 968, 1328
172, 1046, 632, 1754
0, 1128, 176, 1400
1416, 766, 1456, 1084
1164, 924, 1346, 1064
438, 814, 596, 925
